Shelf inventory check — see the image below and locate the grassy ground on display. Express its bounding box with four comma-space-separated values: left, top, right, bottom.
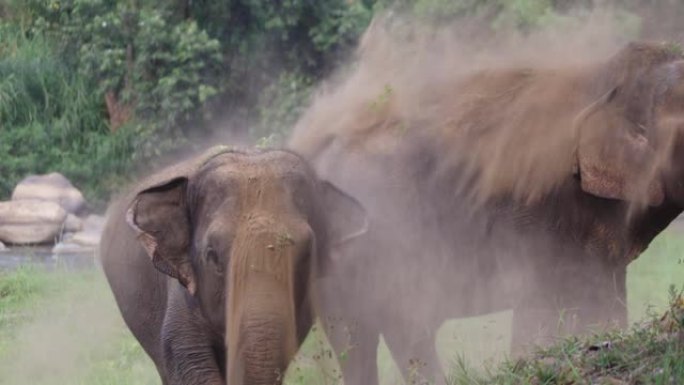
446, 307, 684, 385
0, 266, 158, 385
0, 231, 683, 385
431, 233, 684, 376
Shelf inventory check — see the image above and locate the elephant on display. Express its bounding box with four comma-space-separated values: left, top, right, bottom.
289, 41, 684, 384
99, 146, 367, 385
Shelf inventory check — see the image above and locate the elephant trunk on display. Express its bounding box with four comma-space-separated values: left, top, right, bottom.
226, 230, 298, 385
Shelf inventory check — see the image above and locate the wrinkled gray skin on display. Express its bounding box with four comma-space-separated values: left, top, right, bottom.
100, 148, 366, 385
291, 42, 684, 384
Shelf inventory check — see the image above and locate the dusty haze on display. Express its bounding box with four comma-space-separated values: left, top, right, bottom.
292, 7, 676, 205
3, 3, 684, 385
289, 2, 684, 380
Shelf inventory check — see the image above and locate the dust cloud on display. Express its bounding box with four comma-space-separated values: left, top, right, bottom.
3, 3, 684, 385
289, 2, 684, 380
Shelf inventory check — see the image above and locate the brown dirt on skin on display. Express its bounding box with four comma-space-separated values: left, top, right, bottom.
220, 153, 309, 385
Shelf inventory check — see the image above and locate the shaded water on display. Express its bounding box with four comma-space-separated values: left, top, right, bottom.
0, 247, 96, 271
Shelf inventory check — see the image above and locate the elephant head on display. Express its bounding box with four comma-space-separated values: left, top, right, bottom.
575, 42, 684, 209
124, 148, 366, 385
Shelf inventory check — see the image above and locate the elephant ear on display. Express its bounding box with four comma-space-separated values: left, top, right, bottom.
575, 42, 675, 206
320, 181, 368, 246
126, 177, 197, 295
576, 88, 664, 206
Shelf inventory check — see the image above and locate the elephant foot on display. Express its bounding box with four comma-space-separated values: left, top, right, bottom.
510, 308, 568, 356
384, 330, 443, 385
323, 315, 380, 385
511, 304, 627, 357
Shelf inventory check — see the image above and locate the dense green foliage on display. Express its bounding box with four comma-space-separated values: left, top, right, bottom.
0, 27, 134, 203
0, 0, 677, 204
0, 0, 374, 204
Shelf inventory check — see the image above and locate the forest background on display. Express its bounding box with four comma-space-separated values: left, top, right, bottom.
0, 0, 681, 207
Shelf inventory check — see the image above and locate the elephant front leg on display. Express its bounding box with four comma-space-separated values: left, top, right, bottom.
384, 326, 443, 385
323, 314, 380, 385
163, 344, 225, 385
161, 295, 225, 385
511, 261, 627, 355
162, 326, 225, 385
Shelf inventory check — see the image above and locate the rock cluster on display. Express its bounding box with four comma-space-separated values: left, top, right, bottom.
11, 172, 87, 215
0, 200, 67, 244
0, 173, 103, 251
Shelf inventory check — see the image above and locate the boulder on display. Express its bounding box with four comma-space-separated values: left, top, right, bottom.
0, 241, 5, 251
82, 214, 106, 232
62, 214, 105, 249
12, 172, 87, 215
0, 200, 67, 244
71, 231, 101, 247
63, 214, 83, 233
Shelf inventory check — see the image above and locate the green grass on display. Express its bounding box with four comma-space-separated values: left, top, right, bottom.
0, 230, 683, 384
0, 266, 58, 356
429, 232, 684, 378
628, 233, 684, 322
0, 266, 157, 385
445, 295, 684, 385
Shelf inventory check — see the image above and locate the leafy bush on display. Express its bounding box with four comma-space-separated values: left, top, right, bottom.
187, 0, 374, 143
0, 27, 134, 205
31, 1, 224, 158
252, 72, 314, 144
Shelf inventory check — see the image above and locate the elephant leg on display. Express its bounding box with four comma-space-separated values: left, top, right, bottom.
162, 326, 224, 385
323, 314, 380, 385
511, 260, 627, 355
384, 326, 442, 385
102, 253, 171, 383
161, 286, 225, 385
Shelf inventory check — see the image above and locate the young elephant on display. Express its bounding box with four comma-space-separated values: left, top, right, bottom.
100, 147, 366, 385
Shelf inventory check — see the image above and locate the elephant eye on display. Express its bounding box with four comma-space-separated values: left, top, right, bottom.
627, 118, 647, 135
636, 123, 647, 135
206, 247, 224, 274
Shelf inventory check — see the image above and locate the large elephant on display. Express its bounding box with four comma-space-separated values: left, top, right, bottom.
100, 147, 366, 385
289, 41, 684, 384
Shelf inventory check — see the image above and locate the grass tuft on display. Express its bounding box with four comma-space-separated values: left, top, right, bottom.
447, 291, 684, 385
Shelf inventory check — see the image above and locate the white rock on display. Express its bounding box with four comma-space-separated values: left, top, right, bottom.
0, 241, 6, 251
12, 172, 87, 215
71, 231, 101, 247
63, 214, 83, 233
82, 214, 106, 232
0, 200, 67, 244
